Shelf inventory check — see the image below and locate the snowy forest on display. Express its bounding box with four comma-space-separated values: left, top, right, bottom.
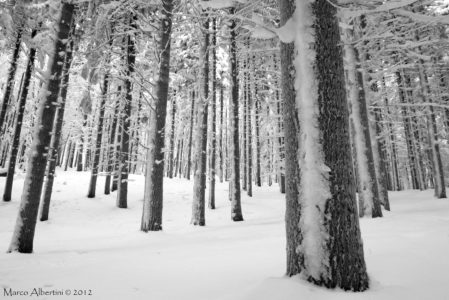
0, 0, 448, 299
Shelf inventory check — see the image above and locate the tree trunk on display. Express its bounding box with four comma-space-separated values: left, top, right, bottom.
117, 15, 136, 209
87, 71, 110, 198
246, 55, 253, 197
141, 0, 174, 231
192, 13, 210, 225
186, 90, 195, 180
105, 87, 120, 194
8, 2, 75, 253
0, 25, 22, 133
343, 28, 382, 218
279, 0, 301, 276
228, 6, 243, 221
208, 17, 217, 209
167, 94, 176, 178
39, 28, 75, 221
282, 0, 369, 290
3, 28, 37, 202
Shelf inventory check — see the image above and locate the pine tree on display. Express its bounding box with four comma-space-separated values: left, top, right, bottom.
8, 1, 76, 253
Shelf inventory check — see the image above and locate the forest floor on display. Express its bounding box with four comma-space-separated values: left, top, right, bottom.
0, 169, 448, 300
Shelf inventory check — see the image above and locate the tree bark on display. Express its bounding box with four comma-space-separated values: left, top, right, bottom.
0, 24, 22, 133
208, 17, 217, 209
141, 0, 174, 231
228, 6, 243, 221
192, 13, 210, 225
8, 2, 75, 253
116, 15, 137, 209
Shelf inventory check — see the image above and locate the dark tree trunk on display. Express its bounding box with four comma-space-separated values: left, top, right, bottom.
219, 76, 224, 183
167, 94, 176, 178
87, 71, 110, 198
105, 87, 120, 194
280, 0, 302, 276
281, 0, 369, 291
246, 55, 253, 197
3, 28, 37, 202
254, 91, 261, 187
242, 57, 248, 192
8, 3, 75, 253
39, 29, 75, 221
0, 25, 22, 133
186, 90, 195, 180
274, 54, 286, 194
141, 0, 174, 231
208, 17, 217, 209
228, 6, 243, 221
117, 15, 136, 209
192, 14, 210, 225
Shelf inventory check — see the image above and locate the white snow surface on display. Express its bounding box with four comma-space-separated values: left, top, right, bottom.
0, 170, 449, 299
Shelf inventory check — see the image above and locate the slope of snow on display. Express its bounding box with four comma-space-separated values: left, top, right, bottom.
0, 170, 448, 299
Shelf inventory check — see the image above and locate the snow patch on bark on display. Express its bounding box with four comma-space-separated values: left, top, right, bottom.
293, 0, 331, 281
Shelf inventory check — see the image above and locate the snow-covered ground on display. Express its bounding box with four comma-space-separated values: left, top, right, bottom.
0, 170, 448, 300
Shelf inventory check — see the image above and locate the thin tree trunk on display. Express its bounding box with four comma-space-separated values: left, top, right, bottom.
87, 71, 110, 198
246, 55, 253, 197
117, 15, 136, 209
0, 25, 22, 133
3, 28, 37, 202
167, 94, 176, 178
228, 6, 243, 221
208, 17, 217, 209
186, 90, 195, 180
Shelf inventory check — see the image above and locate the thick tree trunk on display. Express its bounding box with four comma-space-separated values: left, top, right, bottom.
141, 0, 174, 231
39, 31, 75, 221
3, 29, 37, 202
8, 2, 75, 253
228, 6, 243, 221
282, 0, 369, 290
192, 14, 210, 225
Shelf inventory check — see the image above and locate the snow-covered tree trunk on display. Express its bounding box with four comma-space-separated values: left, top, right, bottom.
228, 6, 243, 221
167, 94, 176, 178
141, 0, 174, 232
279, 0, 301, 276
39, 30, 75, 221
186, 90, 195, 180
246, 55, 253, 197
0, 21, 22, 134
343, 27, 382, 219
218, 79, 224, 183
117, 15, 137, 209
8, 2, 75, 253
105, 90, 119, 194
208, 17, 217, 209
192, 12, 210, 225
281, 0, 369, 290
3, 28, 37, 202
87, 71, 110, 198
